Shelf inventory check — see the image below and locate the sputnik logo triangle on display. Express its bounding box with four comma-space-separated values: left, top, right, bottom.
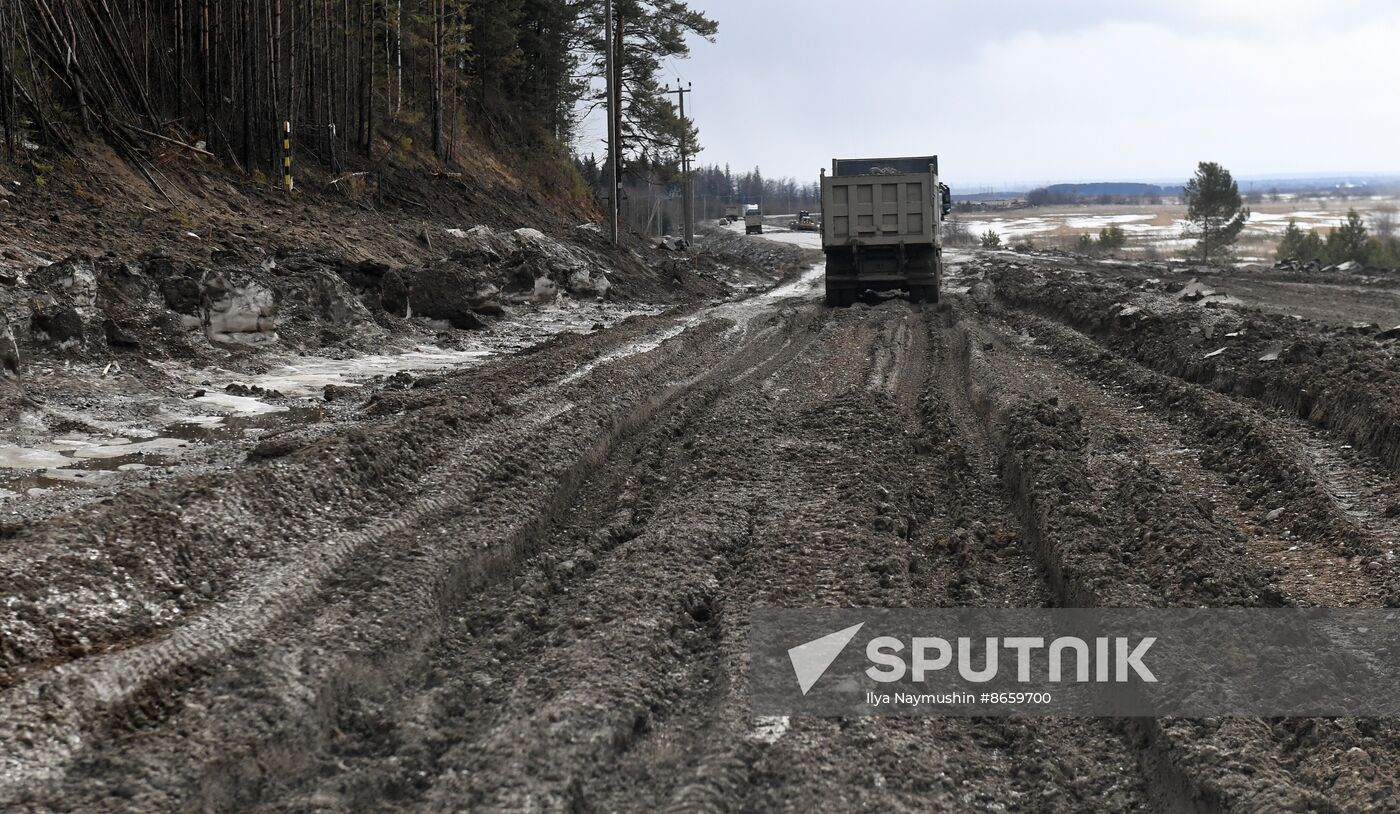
787, 623, 864, 695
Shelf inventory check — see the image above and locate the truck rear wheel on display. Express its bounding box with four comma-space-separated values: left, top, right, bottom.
908, 284, 940, 304
824, 284, 852, 308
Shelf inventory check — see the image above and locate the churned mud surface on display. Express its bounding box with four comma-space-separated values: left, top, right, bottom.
3, 244, 1400, 812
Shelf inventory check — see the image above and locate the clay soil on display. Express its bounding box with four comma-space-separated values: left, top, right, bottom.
3, 235, 1400, 811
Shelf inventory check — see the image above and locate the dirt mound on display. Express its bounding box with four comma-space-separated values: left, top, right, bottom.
991, 263, 1400, 473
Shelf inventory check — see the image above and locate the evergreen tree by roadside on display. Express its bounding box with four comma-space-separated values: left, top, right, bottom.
1326, 209, 1370, 264
1184, 162, 1250, 263
1276, 219, 1326, 262
0, 0, 714, 194
582, 0, 717, 171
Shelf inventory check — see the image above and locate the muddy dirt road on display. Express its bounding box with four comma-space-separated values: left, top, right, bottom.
3, 242, 1400, 812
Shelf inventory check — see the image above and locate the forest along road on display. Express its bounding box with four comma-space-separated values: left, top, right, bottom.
3, 240, 1400, 812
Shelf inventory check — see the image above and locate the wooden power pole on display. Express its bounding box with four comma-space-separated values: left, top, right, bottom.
664, 80, 694, 244
604, 0, 619, 246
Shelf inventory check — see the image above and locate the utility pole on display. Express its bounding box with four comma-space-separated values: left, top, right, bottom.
604, 0, 619, 246
664, 80, 694, 244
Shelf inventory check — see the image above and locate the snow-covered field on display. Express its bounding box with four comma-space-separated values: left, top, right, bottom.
954, 199, 1397, 257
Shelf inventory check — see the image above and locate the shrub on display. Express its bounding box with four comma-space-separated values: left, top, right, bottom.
1325, 209, 1369, 264
1098, 224, 1127, 250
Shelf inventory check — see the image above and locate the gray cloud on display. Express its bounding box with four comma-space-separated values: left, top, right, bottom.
578, 1, 1400, 188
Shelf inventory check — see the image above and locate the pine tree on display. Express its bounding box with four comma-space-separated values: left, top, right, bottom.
1326, 210, 1369, 265
583, 0, 716, 172
1276, 219, 1307, 261
1184, 162, 1250, 263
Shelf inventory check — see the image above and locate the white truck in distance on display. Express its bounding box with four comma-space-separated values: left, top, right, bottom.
744, 204, 763, 235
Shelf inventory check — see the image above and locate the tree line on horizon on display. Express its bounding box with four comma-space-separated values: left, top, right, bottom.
575, 155, 821, 233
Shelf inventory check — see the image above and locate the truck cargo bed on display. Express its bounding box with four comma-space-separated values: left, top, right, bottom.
820, 155, 943, 306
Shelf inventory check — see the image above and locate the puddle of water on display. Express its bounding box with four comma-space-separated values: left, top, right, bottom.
0, 294, 719, 505
0, 430, 189, 499
163, 406, 325, 442
69, 437, 189, 460
553, 324, 693, 388
546, 263, 827, 389
156, 299, 664, 418
238, 347, 495, 400
194, 392, 289, 414
0, 466, 125, 498
0, 446, 70, 469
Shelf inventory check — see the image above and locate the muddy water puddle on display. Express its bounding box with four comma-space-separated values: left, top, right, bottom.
0, 436, 184, 497
3, 298, 664, 502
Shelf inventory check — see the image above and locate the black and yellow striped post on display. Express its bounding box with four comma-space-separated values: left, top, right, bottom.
281, 120, 294, 192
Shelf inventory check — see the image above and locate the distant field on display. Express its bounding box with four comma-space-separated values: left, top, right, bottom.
954, 198, 1398, 263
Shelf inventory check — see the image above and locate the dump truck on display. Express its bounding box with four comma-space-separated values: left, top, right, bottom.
819, 155, 952, 306
744, 204, 763, 235
722, 204, 741, 224
788, 210, 820, 232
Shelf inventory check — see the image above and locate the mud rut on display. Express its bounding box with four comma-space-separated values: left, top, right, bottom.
4, 265, 1400, 813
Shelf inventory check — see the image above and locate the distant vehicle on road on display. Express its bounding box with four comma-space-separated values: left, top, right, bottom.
744, 204, 763, 235
788, 210, 820, 232
722, 204, 742, 224
819, 155, 953, 306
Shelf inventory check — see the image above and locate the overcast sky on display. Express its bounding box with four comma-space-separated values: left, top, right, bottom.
577, 0, 1400, 190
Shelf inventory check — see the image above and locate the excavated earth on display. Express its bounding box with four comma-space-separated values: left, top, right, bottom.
3, 241, 1400, 812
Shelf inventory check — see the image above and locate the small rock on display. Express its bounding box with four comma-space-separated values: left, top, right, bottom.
103, 318, 141, 348
247, 436, 301, 461
30, 305, 84, 344
225, 382, 284, 399
160, 276, 204, 316
322, 384, 356, 402
1265, 507, 1285, 522
379, 269, 410, 317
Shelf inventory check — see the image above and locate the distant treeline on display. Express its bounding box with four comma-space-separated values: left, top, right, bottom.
1026, 182, 1182, 206
576, 155, 820, 234
977, 178, 1400, 208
